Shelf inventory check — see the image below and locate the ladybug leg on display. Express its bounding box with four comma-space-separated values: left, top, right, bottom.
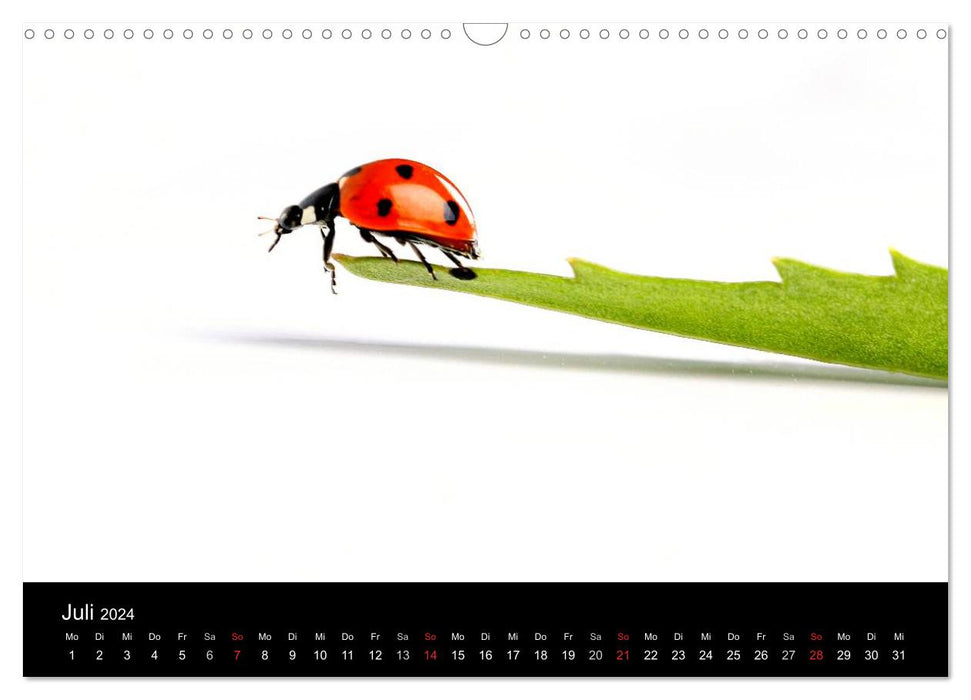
441, 249, 464, 268
321, 222, 337, 294
375, 239, 398, 262
441, 248, 476, 280
442, 249, 478, 280
407, 241, 438, 280
358, 228, 398, 263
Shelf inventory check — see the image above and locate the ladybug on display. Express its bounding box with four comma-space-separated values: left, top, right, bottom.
260, 158, 479, 291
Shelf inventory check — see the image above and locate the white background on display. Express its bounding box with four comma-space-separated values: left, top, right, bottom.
22, 18, 947, 582
2, 1, 965, 699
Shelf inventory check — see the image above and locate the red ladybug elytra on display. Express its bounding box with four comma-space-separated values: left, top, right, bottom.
260, 158, 479, 292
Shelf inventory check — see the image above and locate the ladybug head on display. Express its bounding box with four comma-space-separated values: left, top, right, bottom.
274, 205, 303, 234
257, 204, 303, 251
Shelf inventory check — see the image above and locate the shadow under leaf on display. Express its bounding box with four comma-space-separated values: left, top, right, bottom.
200, 331, 946, 389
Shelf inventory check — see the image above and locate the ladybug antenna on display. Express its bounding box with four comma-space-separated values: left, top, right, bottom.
257, 215, 278, 237
257, 215, 284, 252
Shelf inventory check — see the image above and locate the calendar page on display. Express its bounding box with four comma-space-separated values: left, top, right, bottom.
21, 19, 948, 678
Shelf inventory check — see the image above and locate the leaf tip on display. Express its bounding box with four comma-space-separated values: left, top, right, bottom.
888, 248, 948, 281
566, 257, 608, 280
888, 247, 914, 277
770, 256, 799, 281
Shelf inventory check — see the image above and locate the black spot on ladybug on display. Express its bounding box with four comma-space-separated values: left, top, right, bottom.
342, 166, 362, 178
444, 200, 460, 226
377, 198, 393, 217
449, 267, 477, 281
395, 164, 414, 179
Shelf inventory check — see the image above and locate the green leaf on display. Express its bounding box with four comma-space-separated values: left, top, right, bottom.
334, 250, 948, 381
